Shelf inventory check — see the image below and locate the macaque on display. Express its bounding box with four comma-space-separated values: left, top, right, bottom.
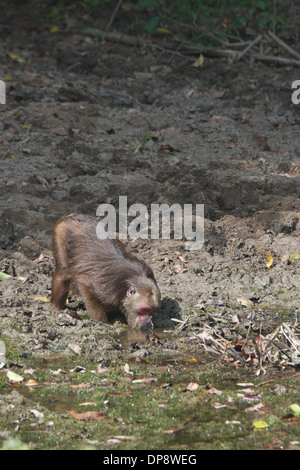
51, 214, 161, 328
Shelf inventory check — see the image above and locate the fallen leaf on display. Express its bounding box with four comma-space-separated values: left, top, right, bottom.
173, 265, 187, 274
24, 379, 39, 387
212, 402, 229, 409
67, 410, 106, 420
34, 296, 50, 302
132, 377, 157, 384
192, 54, 204, 68
106, 438, 122, 445
236, 296, 253, 308
281, 253, 300, 263
5, 49, 25, 63
245, 402, 265, 412
124, 363, 134, 376
30, 409, 44, 422
95, 366, 110, 374
156, 27, 173, 35
70, 366, 86, 373
160, 383, 172, 388
5, 370, 24, 383
158, 144, 175, 153
33, 253, 45, 263
35, 174, 49, 187
290, 404, 300, 417
163, 425, 184, 434
68, 343, 82, 355
185, 382, 199, 392
206, 383, 222, 395
0, 272, 11, 280
213, 89, 226, 99
253, 420, 269, 429
265, 253, 274, 269
49, 25, 60, 33
69, 382, 90, 389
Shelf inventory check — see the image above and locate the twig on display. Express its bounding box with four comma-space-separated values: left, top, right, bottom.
253, 53, 300, 67
104, 31, 238, 60
236, 34, 262, 62
106, 0, 123, 32
268, 30, 300, 61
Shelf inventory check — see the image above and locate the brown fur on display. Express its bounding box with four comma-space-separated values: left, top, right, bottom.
51, 214, 161, 328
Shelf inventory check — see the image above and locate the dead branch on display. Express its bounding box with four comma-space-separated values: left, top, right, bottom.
236, 34, 262, 62
268, 30, 300, 61
104, 31, 300, 67
252, 53, 300, 67
105, 0, 123, 32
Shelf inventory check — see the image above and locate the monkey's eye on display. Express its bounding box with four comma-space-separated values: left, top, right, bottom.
127, 286, 136, 297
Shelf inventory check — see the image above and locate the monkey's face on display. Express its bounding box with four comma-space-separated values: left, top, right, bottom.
121, 278, 161, 329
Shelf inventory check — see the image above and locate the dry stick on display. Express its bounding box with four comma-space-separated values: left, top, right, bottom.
104, 31, 238, 60
268, 30, 300, 61
253, 53, 300, 67
105, 0, 123, 32
236, 34, 262, 61
104, 30, 300, 66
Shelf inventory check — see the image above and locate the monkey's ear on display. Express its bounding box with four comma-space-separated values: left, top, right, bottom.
126, 286, 136, 297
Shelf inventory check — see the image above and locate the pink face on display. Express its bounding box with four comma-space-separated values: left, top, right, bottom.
126, 286, 160, 328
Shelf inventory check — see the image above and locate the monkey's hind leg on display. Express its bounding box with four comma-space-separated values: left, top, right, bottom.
51, 271, 70, 310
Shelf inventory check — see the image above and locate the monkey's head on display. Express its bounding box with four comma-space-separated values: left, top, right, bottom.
121, 276, 161, 329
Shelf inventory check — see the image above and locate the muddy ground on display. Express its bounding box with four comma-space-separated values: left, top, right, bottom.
0, 1, 299, 450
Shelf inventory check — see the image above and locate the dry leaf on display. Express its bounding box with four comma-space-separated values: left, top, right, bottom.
185, 358, 198, 364
106, 438, 122, 445
236, 296, 253, 308
173, 265, 187, 274
68, 343, 82, 355
50, 26, 60, 33
185, 382, 199, 391
206, 383, 222, 395
30, 409, 44, 421
192, 54, 204, 68
252, 420, 269, 429
69, 382, 90, 389
35, 174, 49, 187
6, 49, 25, 63
34, 296, 50, 302
156, 27, 173, 35
33, 253, 45, 264
265, 253, 274, 269
124, 363, 134, 376
212, 403, 229, 409
213, 89, 226, 99
5, 370, 24, 383
24, 379, 39, 387
132, 377, 157, 384
281, 253, 300, 263
67, 410, 106, 420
